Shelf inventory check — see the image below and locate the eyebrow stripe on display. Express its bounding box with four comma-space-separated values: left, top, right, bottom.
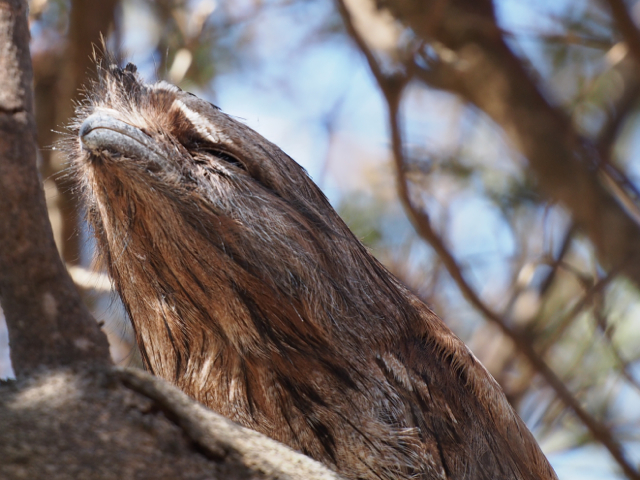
174, 99, 231, 145
151, 81, 181, 93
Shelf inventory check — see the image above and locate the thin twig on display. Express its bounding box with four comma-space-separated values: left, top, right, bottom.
597, 75, 640, 154
538, 270, 617, 355
593, 303, 640, 396
539, 223, 577, 296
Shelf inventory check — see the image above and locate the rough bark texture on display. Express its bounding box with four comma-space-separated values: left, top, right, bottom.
64, 59, 557, 479
0, 0, 110, 374
0, 366, 342, 480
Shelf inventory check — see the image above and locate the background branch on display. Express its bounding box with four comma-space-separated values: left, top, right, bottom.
382, 0, 640, 293
606, 0, 640, 67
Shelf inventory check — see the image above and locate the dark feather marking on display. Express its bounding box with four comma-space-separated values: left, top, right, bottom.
241, 357, 255, 417
275, 386, 304, 448
423, 380, 451, 479
305, 414, 337, 465
158, 296, 182, 382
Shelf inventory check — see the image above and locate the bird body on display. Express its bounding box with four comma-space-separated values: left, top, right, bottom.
66, 60, 558, 480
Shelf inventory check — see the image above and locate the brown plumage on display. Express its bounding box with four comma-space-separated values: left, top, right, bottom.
64, 59, 558, 480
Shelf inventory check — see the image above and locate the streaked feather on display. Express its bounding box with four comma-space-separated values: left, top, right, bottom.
64, 57, 558, 480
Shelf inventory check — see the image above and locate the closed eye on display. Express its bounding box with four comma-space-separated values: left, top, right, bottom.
199, 148, 246, 171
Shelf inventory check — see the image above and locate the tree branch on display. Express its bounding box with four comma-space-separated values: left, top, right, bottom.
0, 366, 343, 479
382, 0, 640, 295
116, 368, 343, 479
538, 223, 577, 296
0, 0, 110, 374
387, 101, 639, 480
538, 269, 617, 355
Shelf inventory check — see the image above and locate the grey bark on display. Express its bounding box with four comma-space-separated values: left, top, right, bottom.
0, 366, 342, 480
0, 0, 111, 375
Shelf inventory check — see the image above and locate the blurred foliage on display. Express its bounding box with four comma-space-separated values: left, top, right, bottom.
0, 0, 637, 477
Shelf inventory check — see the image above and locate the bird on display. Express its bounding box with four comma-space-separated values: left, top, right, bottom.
64, 58, 558, 480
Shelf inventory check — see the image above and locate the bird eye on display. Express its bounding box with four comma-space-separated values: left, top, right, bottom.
202, 148, 246, 171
